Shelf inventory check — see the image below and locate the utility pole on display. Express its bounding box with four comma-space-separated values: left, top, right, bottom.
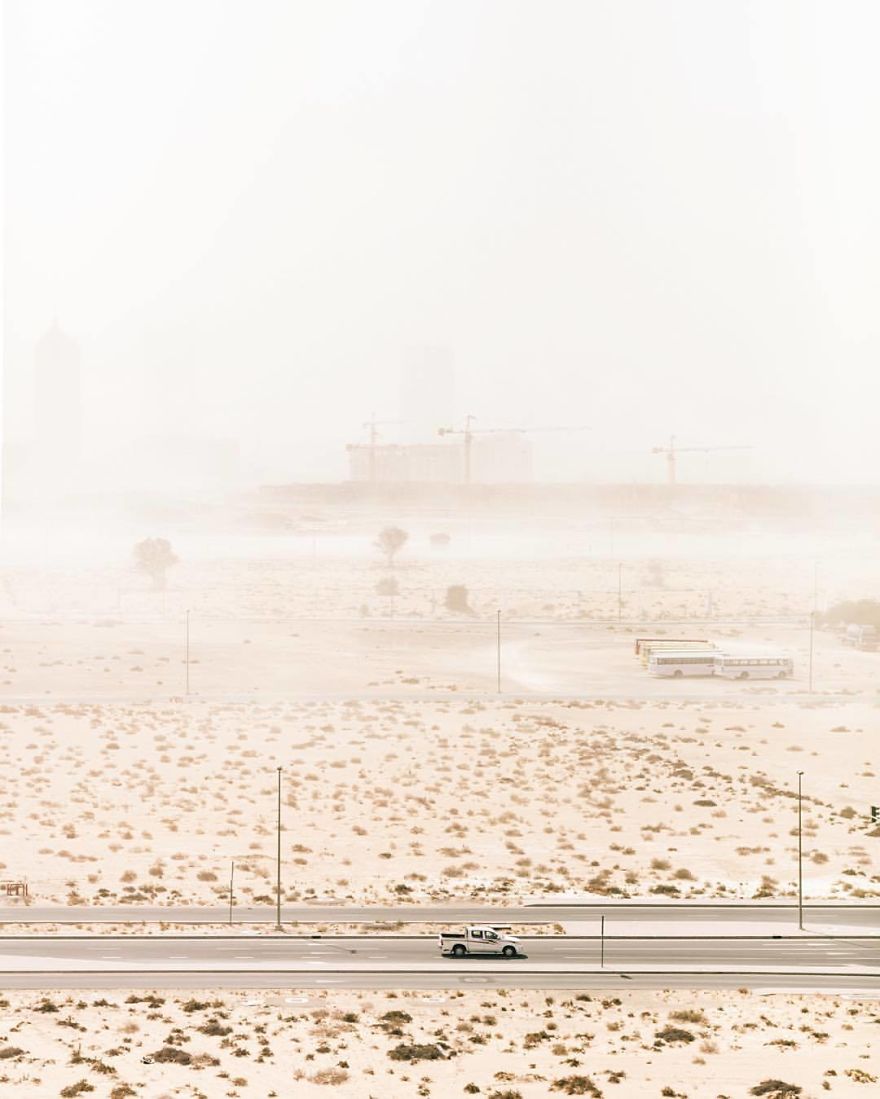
600, 915, 605, 968
797, 770, 805, 931
463, 414, 475, 485
275, 767, 283, 932
367, 413, 378, 484
496, 609, 502, 693
617, 563, 622, 622
185, 610, 190, 695
229, 859, 235, 926
808, 611, 814, 692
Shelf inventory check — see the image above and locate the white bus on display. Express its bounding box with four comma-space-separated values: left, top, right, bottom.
713, 654, 793, 679
648, 650, 717, 677
637, 639, 715, 667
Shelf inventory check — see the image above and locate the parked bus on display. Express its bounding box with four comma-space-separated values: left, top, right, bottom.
713, 654, 793, 679
648, 649, 717, 677
637, 638, 714, 667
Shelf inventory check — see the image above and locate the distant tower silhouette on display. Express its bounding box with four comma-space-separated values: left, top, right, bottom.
400, 347, 455, 443
33, 321, 82, 497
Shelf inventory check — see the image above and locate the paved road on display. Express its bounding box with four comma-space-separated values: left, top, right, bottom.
2, 902, 878, 928
3, 972, 879, 992
1, 934, 877, 967
0, 934, 877, 991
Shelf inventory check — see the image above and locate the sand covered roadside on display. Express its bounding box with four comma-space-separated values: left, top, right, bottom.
1, 697, 876, 907
0, 986, 876, 1098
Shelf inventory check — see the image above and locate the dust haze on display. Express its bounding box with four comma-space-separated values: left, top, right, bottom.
1, 5, 878, 1098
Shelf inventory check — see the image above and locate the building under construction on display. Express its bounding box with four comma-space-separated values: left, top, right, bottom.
347, 432, 532, 484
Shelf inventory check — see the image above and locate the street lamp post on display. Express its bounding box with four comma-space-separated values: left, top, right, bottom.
600, 914, 605, 968
808, 611, 814, 693
496, 609, 501, 693
797, 770, 805, 931
275, 766, 283, 932
185, 610, 190, 695
229, 859, 235, 926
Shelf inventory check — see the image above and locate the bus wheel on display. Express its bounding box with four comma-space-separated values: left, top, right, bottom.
739, 671, 749, 679
673, 669, 683, 678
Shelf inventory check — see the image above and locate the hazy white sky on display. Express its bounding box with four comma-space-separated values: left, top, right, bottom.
4, 0, 880, 483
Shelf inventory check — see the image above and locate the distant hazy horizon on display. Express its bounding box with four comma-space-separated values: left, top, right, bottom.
4, 1, 880, 490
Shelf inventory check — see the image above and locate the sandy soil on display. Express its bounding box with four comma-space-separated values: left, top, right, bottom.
1, 696, 876, 906
0, 534, 878, 1099
0, 986, 876, 1098
3, 526, 877, 625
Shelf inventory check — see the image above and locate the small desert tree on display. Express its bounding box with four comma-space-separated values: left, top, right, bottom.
375, 526, 408, 568
376, 576, 399, 599
133, 537, 179, 590
445, 584, 474, 615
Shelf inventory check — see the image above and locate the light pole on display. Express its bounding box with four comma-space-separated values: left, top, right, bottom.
185, 610, 190, 695
797, 770, 805, 931
496, 609, 502, 693
229, 859, 235, 926
617, 563, 622, 622
600, 914, 605, 968
808, 611, 814, 693
275, 766, 283, 932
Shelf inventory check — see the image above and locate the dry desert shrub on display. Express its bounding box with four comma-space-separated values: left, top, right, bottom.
309, 1068, 350, 1085
669, 1009, 707, 1025
655, 1026, 695, 1044
551, 1077, 603, 1096
387, 1043, 444, 1062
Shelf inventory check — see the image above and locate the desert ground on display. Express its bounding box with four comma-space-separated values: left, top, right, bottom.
0, 986, 876, 1098
1, 513, 877, 1098
0, 690, 876, 907
0, 521, 877, 905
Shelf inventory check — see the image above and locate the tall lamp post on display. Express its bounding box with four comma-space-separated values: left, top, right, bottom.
496, 609, 502, 693
797, 770, 805, 931
275, 766, 283, 932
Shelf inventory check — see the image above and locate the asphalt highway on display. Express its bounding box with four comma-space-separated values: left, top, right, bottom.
1, 902, 878, 928
0, 934, 877, 991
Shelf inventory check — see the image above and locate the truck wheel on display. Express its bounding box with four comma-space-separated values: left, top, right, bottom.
452, 944, 466, 957
502, 945, 517, 958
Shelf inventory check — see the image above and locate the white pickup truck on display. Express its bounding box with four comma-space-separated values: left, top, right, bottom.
438, 925, 521, 958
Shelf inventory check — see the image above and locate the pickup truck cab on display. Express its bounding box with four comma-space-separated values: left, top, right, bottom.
438, 925, 521, 958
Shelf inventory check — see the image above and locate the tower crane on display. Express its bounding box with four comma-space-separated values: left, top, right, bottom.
438, 416, 590, 484
361, 413, 403, 483
652, 435, 751, 486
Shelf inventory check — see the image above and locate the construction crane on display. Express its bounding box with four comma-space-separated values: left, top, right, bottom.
438, 416, 590, 484
652, 435, 751, 486
361, 413, 403, 483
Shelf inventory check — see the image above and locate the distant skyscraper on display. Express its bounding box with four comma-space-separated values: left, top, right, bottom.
399, 347, 455, 443
33, 321, 82, 497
